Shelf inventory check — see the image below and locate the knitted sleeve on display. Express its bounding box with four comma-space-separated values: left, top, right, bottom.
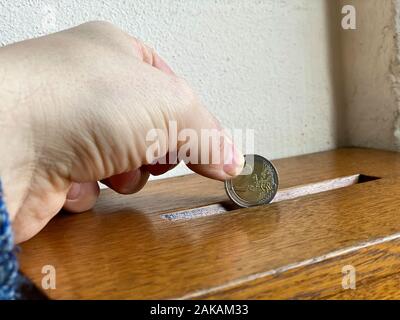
0, 180, 18, 300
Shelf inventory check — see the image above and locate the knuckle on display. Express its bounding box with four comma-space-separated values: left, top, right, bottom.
76, 21, 132, 55
78, 21, 126, 42
82, 20, 119, 32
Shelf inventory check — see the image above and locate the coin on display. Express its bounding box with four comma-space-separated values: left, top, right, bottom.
224, 154, 279, 207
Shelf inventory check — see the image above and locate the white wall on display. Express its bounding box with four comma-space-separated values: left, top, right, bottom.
0, 0, 343, 179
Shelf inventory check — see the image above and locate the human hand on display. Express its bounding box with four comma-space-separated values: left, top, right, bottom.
0, 21, 244, 243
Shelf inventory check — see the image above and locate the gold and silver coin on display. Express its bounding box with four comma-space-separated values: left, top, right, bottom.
224, 154, 279, 207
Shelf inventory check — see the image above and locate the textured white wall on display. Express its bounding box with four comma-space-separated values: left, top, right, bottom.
0, 0, 342, 179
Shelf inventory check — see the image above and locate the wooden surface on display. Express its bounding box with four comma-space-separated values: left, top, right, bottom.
18, 147, 400, 299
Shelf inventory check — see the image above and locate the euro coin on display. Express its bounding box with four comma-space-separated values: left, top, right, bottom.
224, 154, 279, 207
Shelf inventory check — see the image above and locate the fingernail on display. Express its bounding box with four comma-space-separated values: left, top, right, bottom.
223, 135, 245, 177
67, 183, 81, 200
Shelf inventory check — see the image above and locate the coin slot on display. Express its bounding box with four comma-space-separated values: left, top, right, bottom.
160, 174, 380, 221
271, 174, 379, 203
161, 201, 238, 221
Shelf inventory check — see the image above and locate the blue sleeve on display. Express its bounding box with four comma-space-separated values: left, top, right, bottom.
0, 179, 18, 300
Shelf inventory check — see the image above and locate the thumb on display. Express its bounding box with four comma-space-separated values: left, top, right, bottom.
180, 104, 245, 181
144, 83, 245, 181
135, 40, 245, 180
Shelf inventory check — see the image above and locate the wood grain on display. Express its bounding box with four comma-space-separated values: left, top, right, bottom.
198, 238, 400, 299
18, 147, 400, 299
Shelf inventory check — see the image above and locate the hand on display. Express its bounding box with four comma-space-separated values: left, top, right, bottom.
0, 21, 244, 243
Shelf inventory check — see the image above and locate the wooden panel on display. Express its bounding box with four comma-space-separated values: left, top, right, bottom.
199, 238, 400, 299
18, 148, 400, 299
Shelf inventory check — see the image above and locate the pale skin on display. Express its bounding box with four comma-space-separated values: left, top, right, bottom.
0, 21, 244, 244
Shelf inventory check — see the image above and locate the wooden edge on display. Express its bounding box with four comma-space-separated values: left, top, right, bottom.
193, 235, 400, 299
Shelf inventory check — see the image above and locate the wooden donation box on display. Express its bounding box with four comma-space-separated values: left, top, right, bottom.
18, 148, 400, 299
